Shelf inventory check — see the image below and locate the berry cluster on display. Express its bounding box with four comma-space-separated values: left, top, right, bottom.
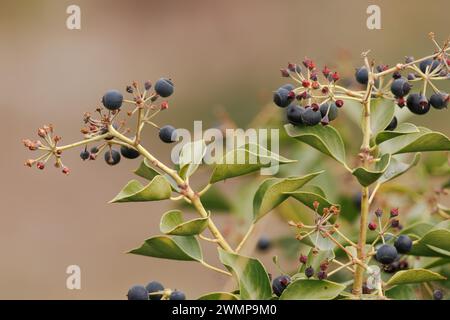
299, 255, 331, 281
127, 280, 186, 300
23, 78, 178, 173
274, 59, 344, 127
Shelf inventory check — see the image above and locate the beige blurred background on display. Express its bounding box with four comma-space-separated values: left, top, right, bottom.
1, 0, 449, 299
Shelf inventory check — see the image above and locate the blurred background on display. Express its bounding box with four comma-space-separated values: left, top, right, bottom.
0, 0, 449, 299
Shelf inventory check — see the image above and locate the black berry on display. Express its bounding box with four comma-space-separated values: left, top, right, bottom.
385, 116, 398, 131
429, 92, 448, 109
407, 93, 430, 115
317, 270, 327, 280
390, 78, 411, 97
281, 84, 295, 91
127, 285, 149, 300
272, 275, 291, 297
273, 87, 292, 108
90, 146, 99, 154
170, 290, 186, 300
286, 104, 305, 125
419, 59, 440, 74
319, 102, 338, 121
145, 281, 164, 300
433, 289, 443, 300
355, 67, 369, 85
120, 146, 140, 159
256, 236, 271, 251
102, 90, 123, 111
394, 235, 412, 254
159, 125, 177, 143
305, 266, 314, 278
375, 244, 398, 265
80, 150, 90, 160
154, 78, 174, 97
301, 108, 321, 126
104, 149, 121, 166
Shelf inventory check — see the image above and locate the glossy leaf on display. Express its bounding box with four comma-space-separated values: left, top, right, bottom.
285, 124, 347, 166
280, 279, 345, 300
129, 235, 202, 261
375, 123, 421, 145
160, 210, 209, 236
109, 176, 172, 203
352, 154, 391, 187
379, 126, 450, 154
178, 139, 206, 179
134, 159, 161, 180
197, 292, 239, 300
385, 285, 418, 300
410, 229, 450, 257
210, 144, 295, 183
285, 190, 339, 215
400, 221, 434, 240
378, 153, 421, 184
386, 268, 446, 286
370, 98, 397, 135
218, 249, 272, 300
253, 171, 323, 222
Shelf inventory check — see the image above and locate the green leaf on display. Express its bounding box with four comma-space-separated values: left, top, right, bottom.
280, 279, 345, 300
160, 210, 209, 236
253, 171, 323, 222
375, 123, 421, 145
386, 268, 446, 286
410, 229, 450, 257
400, 221, 434, 239
178, 139, 206, 179
352, 154, 391, 187
218, 248, 272, 300
299, 249, 335, 273
177, 186, 232, 212
197, 292, 239, 300
134, 159, 161, 180
370, 98, 397, 135
285, 190, 339, 215
385, 285, 418, 300
129, 235, 202, 261
285, 124, 347, 166
379, 126, 450, 154
210, 143, 295, 183
378, 153, 421, 184
109, 176, 172, 203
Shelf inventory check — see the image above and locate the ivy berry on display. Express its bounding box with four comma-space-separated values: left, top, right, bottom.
429, 92, 448, 109
127, 285, 149, 300
104, 149, 121, 166
355, 67, 369, 85
120, 146, 140, 159
273, 87, 293, 108
319, 102, 338, 121
390, 78, 411, 98
256, 236, 271, 251
301, 107, 322, 126
419, 58, 440, 74
375, 244, 398, 265
394, 235, 413, 254
80, 149, 90, 161
407, 93, 430, 115
272, 275, 291, 297
145, 281, 164, 300
170, 290, 186, 300
433, 289, 443, 300
385, 116, 398, 131
159, 125, 177, 143
305, 266, 314, 278
102, 90, 123, 111
286, 104, 305, 126
154, 78, 174, 97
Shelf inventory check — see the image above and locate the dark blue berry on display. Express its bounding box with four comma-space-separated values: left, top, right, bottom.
390, 78, 411, 97
375, 244, 398, 265
154, 78, 174, 97
126, 86, 134, 94
159, 125, 177, 143
102, 90, 123, 111
407, 93, 430, 115
90, 146, 99, 154
120, 146, 140, 159
319, 102, 338, 121
80, 150, 90, 160
256, 236, 271, 251
273, 88, 292, 108
272, 275, 291, 297
127, 285, 149, 300
419, 59, 440, 74
301, 108, 321, 126
145, 281, 164, 300
394, 235, 412, 254
281, 84, 295, 91
429, 92, 448, 109
433, 289, 443, 300
305, 266, 314, 278
286, 104, 305, 125
385, 116, 398, 131
104, 149, 121, 166
317, 270, 327, 280
355, 67, 369, 85
170, 290, 186, 300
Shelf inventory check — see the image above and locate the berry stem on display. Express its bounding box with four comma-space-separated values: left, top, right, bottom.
235, 223, 255, 253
